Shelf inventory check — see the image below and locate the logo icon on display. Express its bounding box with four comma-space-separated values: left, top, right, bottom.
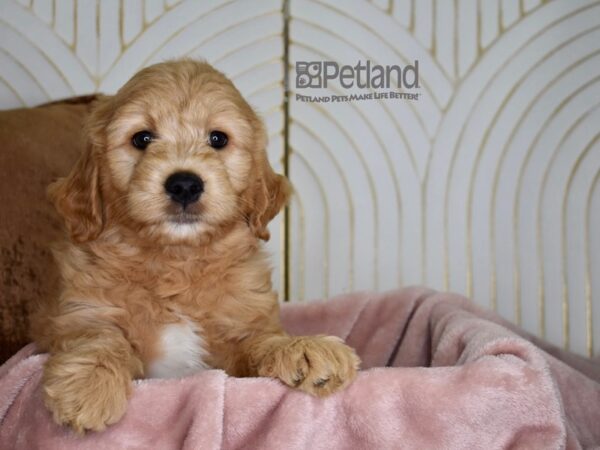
296, 62, 322, 88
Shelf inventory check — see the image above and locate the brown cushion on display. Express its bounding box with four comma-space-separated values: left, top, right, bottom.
0, 96, 97, 363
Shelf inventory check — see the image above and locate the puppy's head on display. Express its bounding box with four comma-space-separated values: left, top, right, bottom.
49, 60, 290, 245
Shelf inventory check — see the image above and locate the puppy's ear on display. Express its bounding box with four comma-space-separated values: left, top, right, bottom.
48, 145, 103, 243
248, 160, 291, 241
48, 98, 111, 243
242, 111, 291, 240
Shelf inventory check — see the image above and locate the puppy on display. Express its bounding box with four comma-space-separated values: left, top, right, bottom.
30, 60, 360, 433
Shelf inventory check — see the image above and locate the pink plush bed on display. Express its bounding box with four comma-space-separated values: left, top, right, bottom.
1, 287, 599, 449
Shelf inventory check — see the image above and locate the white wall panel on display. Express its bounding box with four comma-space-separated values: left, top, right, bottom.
287, 0, 600, 358
0, 0, 285, 297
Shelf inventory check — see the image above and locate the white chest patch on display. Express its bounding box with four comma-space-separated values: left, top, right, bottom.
148, 315, 210, 379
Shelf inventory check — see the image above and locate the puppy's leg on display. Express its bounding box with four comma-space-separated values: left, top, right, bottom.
248, 333, 360, 396
42, 330, 142, 433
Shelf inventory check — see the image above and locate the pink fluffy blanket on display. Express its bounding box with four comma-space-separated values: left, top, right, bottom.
1, 287, 599, 449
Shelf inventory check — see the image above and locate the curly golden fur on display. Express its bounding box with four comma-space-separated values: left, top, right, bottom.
30, 60, 360, 433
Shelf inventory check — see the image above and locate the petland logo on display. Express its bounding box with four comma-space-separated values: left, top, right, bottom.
295, 60, 421, 103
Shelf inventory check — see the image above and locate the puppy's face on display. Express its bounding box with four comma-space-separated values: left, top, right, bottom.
50, 61, 289, 245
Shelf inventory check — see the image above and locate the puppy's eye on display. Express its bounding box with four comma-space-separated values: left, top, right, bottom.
208, 130, 228, 150
131, 130, 154, 150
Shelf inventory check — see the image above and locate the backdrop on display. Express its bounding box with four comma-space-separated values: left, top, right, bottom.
0, 0, 599, 357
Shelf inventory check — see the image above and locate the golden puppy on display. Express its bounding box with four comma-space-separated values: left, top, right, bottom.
30, 60, 360, 433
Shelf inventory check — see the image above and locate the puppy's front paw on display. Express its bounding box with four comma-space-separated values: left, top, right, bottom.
43, 353, 131, 433
257, 335, 360, 396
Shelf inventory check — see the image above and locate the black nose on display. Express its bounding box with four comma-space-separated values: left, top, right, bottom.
164, 172, 204, 207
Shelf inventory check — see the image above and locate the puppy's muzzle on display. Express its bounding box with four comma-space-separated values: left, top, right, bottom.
165, 172, 204, 208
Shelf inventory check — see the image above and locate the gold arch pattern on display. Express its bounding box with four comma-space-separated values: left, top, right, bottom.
1, 0, 599, 356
